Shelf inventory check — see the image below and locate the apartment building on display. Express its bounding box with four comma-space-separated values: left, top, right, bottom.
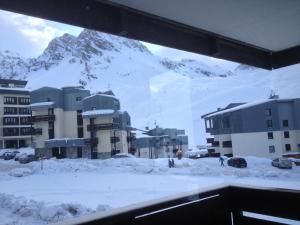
30, 86, 133, 159
133, 126, 188, 158
202, 97, 300, 159
0, 79, 31, 149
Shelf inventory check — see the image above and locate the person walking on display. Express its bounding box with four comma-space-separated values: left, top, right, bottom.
219, 156, 225, 167
176, 149, 183, 160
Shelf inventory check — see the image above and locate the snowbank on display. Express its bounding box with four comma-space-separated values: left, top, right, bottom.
0, 193, 110, 224
9, 168, 33, 177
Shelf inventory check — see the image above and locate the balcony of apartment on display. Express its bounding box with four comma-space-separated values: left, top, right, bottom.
53, 184, 300, 225
33, 128, 43, 135
127, 135, 136, 142
110, 136, 120, 143
211, 141, 220, 147
206, 138, 214, 144
84, 137, 99, 146
222, 141, 232, 148
29, 115, 55, 122
87, 123, 119, 131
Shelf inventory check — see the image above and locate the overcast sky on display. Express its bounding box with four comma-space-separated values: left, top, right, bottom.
0, 10, 237, 70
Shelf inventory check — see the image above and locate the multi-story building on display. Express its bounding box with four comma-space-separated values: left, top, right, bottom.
202, 97, 300, 159
133, 126, 188, 158
30, 86, 133, 159
0, 79, 31, 149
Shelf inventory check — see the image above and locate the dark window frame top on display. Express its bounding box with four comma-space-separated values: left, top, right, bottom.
265, 108, 272, 116
282, 120, 289, 128
285, 144, 291, 151
266, 120, 273, 128
284, 131, 290, 138
267, 132, 273, 139
269, 145, 275, 153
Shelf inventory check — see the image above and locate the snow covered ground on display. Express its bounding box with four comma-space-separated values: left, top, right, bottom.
0, 156, 300, 224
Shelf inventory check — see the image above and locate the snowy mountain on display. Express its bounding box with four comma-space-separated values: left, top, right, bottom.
0, 29, 300, 147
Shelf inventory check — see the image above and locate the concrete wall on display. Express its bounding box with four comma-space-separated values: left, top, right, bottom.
231, 131, 297, 159
63, 111, 78, 138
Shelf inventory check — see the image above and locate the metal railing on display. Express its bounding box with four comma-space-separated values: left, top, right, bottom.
55, 184, 300, 225
87, 123, 119, 131
30, 115, 55, 122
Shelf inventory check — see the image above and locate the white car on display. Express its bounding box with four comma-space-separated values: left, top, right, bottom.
271, 158, 292, 169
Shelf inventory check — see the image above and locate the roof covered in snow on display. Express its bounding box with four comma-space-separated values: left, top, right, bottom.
30, 101, 56, 109
82, 109, 115, 118
203, 99, 275, 118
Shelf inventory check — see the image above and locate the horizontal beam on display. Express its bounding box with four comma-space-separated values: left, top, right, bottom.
0, 0, 281, 70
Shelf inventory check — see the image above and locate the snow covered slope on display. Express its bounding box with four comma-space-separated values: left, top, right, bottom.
0, 29, 300, 147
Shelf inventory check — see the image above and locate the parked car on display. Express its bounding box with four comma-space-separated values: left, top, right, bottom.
271, 158, 292, 169
3, 152, 16, 160
15, 153, 27, 161
227, 157, 247, 168
19, 154, 37, 164
112, 153, 135, 158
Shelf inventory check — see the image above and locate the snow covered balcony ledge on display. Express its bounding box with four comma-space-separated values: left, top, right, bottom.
44, 138, 86, 148
29, 101, 56, 110
55, 184, 300, 225
82, 109, 115, 118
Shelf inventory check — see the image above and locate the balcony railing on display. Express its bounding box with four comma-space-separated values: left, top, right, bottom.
206, 138, 214, 144
222, 141, 232, 148
84, 137, 99, 145
30, 115, 55, 122
33, 128, 43, 135
127, 136, 136, 142
212, 141, 220, 147
56, 185, 300, 225
110, 136, 120, 143
87, 123, 119, 131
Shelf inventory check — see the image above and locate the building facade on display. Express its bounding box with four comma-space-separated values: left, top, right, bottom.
0, 79, 31, 149
202, 97, 300, 159
133, 127, 188, 158
30, 86, 133, 159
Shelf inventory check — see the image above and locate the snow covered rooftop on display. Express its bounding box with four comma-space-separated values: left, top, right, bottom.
30, 101, 56, 109
82, 109, 115, 118
83, 94, 119, 101
203, 99, 276, 118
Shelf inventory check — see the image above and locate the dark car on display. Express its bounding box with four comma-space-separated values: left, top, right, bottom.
3, 152, 16, 160
227, 157, 247, 168
19, 154, 37, 164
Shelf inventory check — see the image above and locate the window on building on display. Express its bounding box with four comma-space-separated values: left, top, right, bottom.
206, 119, 210, 128
19, 107, 31, 114
285, 144, 291, 151
282, 120, 289, 127
47, 98, 51, 102
4, 107, 18, 115
266, 120, 273, 128
4, 96, 17, 104
265, 108, 272, 116
269, 145, 275, 153
76, 96, 82, 101
267, 132, 273, 139
18, 97, 30, 105
284, 131, 290, 138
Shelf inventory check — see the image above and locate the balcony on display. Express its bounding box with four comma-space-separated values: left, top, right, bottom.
58, 185, 300, 225
84, 137, 99, 146
30, 115, 55, 122
33, 128, 43, 135
127, 136, 136, 142
212, 141, 220, 147
110, 136, 120, 143
87, 123, 119, 131
223, 141, 232, 148
206, 138, 214, 144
